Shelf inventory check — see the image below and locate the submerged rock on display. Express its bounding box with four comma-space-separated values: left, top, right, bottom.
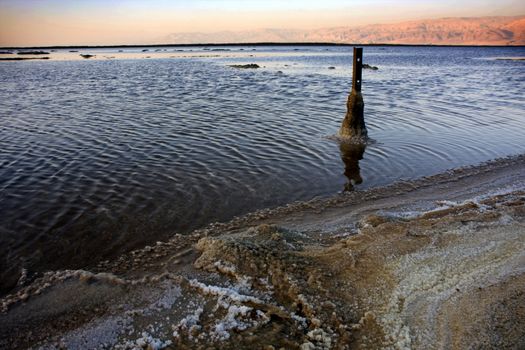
0, 51, 13, 54
229, 64, 260, 69
80, 54, 95, 59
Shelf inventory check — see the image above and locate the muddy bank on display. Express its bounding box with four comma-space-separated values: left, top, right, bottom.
1, 155, 524, 349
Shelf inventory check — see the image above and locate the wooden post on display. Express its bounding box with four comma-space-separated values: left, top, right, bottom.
352, 47, 363, 92
339, 47, 367, 140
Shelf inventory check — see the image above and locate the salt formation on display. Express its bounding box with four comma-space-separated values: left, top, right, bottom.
339, 48, 368, 141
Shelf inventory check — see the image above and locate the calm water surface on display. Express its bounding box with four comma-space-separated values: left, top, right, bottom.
1, 46, 524, 290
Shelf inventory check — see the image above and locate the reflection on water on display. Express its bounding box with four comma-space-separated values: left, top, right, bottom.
340, 142, 366, 192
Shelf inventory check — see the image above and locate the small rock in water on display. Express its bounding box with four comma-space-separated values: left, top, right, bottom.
229, 64, 260, 69
362, 63, 379, 70
328, 66, 336, 70
0, 51, 13, 54
80, 54, 95, 59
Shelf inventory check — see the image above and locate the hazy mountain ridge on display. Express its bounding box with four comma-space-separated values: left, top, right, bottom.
161, 16, 525, 45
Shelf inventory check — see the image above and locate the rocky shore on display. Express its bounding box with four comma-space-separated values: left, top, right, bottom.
1, 155, 524, 349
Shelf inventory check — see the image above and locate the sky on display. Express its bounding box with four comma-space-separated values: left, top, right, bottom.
0, 0, 524, 46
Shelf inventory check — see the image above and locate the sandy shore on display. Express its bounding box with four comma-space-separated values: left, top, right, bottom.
1, 155, 524, 349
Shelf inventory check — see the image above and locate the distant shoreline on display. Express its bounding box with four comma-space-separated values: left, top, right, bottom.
2, 42, 524, 50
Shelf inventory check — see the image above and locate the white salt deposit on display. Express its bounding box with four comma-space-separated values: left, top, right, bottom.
115, 331, 172, 350
188, 279, 262, 304
383, 183, 525, 220
172, 307, 203, 339
210, 306, 270, 341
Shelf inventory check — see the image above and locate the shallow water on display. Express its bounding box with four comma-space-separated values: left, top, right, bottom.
0, 45, 524, 289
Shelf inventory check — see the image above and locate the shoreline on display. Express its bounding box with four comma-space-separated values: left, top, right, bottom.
1, 154, 524, 349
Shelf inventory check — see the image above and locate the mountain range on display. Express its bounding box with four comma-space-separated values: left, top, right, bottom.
161, 16, 525, 45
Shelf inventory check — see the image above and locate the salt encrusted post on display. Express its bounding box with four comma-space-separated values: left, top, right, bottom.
339, 47, 367, 139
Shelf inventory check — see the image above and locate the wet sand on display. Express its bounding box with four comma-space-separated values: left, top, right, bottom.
1, 155, 524, 349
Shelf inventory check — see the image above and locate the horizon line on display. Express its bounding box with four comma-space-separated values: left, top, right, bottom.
2, 42, 525, 50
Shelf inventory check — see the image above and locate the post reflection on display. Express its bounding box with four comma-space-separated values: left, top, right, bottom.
339, 142, 366, 192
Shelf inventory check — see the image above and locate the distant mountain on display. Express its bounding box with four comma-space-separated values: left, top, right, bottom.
161, 16, 525, 45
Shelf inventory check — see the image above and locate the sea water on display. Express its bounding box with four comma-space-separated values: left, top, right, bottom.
1, 45, 524, 290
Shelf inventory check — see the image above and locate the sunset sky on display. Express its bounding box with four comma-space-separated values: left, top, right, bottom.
1, 0, 524, 46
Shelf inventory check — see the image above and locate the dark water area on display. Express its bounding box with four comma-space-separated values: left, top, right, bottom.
1, 45, 524, 291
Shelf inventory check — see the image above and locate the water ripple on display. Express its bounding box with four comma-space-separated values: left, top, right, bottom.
0, 46, 524, 291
